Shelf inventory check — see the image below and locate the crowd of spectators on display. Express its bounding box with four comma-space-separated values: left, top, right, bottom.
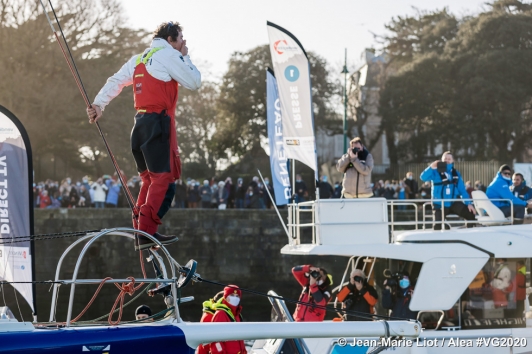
33, 173, 139, 209
33, 161, 527, 217
33, 174, 280, 210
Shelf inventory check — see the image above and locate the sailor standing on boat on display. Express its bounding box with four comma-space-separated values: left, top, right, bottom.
420, 151, 476, 230
86, 22, 201, 250
292, 265, 332, 322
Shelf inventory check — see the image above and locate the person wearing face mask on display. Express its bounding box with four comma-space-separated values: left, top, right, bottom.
292, 265, 333, 322
420, 151, 476, 230
262, 177, 274, 208
293, 174, 308, 203
245, 186, 260, 209
209, 285, 247, 354
199, 180, 212, 209
336, 137, 374, 198
235, 178, 246, 209
486, 165, 531, 223
336, 269, 378, 321
403, 172, 418, 199
382, 180, 395, 200
333, 181, 342, 199
382, 271, 418, 320
318, 175, 334, 199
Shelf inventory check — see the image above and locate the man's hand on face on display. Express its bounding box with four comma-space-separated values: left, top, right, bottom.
87, 105, 102, 124
354, 280, 363, 291
430, 160, 440, 169
179, 39, 188, 56
348, 148, 357, 159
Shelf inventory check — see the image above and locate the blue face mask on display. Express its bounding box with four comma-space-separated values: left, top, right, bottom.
322, 176, 328, 182
399, 278, 410, 289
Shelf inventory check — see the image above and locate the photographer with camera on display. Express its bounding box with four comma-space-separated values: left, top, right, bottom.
336, 269, 378, 321
336, 137, 374, 198
382, 271, 418, 320
420, 151, 476, 230
292, 265, 333, 322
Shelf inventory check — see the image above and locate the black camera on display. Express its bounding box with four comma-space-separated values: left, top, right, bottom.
383, 269, 403, 287
353, 275, 364, 283
437, 161, 447, 173
309, 270, 320, 279
352, 147, 361, 155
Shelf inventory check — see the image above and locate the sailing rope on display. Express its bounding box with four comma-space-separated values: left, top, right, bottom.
0, 230, 100, 244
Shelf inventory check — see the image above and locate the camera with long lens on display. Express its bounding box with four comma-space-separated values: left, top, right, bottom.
353, 275, 364, 283
383, 269, 403, 287
309, 270, 320, 279
352, 147, 361, 155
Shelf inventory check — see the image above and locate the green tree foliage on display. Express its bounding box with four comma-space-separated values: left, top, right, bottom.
175, 81, 219, 179
0, 0, 147, 180
380, 1, 532, 164
211, 44, 339, 162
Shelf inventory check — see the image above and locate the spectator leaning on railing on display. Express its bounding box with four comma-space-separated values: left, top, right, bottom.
420, 151, 476, 230
486, 165, 531, 223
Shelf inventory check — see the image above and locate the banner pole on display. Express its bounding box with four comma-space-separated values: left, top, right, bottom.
258, 170, 289, 238
292, 159, 296, 237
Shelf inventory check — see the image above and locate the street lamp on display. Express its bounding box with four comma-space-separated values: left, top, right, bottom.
342, 48, 349, 152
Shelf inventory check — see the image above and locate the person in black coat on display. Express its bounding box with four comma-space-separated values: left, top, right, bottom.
337, 269, 378, 321
382, 272, 418, 320
318, 175, 334, 199
404, 172, 419, 199
235, 178, 246, 209
174, 179, 187, 208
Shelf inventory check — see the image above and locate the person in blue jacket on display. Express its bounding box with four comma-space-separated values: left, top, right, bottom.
486, 165, 532, 222
420, 151, 476, 230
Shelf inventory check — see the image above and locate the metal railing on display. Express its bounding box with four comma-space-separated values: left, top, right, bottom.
286, 197, 515, 246
49, 228, 180, 326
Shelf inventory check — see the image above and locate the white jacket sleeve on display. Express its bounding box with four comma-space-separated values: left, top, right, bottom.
164, 51, 201, 90
93, 54, 138, 110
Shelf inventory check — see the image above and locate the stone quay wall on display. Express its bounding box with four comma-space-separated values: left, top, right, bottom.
3, 208, 419, 323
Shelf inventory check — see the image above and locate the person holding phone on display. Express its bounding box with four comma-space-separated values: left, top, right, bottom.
336, 269, 378, 321
420, 151, 476, 230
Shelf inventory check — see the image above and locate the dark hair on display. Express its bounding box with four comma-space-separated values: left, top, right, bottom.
135, 304, 152, 317
499, 164, 512, 174
153, 21, 182, 42
514, 173, 524, 180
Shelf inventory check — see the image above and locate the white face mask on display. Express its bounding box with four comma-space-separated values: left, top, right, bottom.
227, 295, 240, 306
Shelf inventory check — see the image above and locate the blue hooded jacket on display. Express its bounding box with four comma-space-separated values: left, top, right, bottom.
420, 163, 470, 207
486, 172, 528, 208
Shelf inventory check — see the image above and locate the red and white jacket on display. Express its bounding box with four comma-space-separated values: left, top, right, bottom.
93, 37, 201, 111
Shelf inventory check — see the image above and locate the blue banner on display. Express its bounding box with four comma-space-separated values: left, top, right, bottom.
267, 68, 291, 206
